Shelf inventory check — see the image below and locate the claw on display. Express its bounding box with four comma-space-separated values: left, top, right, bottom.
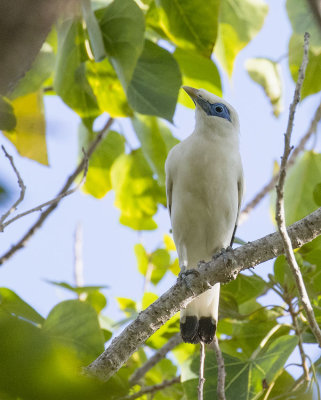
178, 269, 201, 296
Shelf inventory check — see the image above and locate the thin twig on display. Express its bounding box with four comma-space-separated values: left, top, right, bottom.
275, 32, 321, 347
84, 206, 321, 381
0, 146, 26, 228
0, 148, 89, 231
239, 100, 321, 225
0, 117, 114, 266
74, 223, 87, 301
119, 376, 180, 400
212, 336, 226, 400
130, 333, 182, 385
287, 299, 310, 380
198, 342, 206, 400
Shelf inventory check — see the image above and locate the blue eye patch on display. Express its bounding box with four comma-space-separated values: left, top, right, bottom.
195, 98, 231, 122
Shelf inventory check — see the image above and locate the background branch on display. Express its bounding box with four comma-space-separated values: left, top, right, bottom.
84, 206, 321, 381
198, 342, 206, 400
0, 145, 26, 228
0, 148, 89, 231
212, 336, 226, 400
129, 332, 182, 385
119, 376, 180, 400
0, 117, 114, 266
239, 100, 321, 225
275, 32, 321, 347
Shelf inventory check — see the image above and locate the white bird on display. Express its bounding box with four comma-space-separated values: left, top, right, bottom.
165, 86, 244, 344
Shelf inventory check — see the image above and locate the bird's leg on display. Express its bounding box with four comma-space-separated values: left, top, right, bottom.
178, 265, 201, 295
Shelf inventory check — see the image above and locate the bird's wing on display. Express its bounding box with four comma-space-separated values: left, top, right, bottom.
230, 173, 244, 246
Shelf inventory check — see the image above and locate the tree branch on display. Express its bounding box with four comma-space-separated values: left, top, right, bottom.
0, 149, 89, 231
129, 332, 182, 385
119, 376, 180, 400
239, 99, 321, 225
84, 206, 321, 381
287, 300, 310, 381
275, 32, 321, 347
0, 145, 26, 228
198, 342, 206, 400
212, 336, 226, 400
0, 117, 114, 266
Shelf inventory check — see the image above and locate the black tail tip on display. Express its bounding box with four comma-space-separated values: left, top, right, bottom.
180, 316, 216, 344
180, 316, 200, 344
198, 317, 216, 344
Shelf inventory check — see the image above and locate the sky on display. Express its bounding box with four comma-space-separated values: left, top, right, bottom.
0, 0, 321, 379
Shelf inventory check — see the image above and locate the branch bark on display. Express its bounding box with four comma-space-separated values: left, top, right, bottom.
198, 342, 206, 400
84, 206, 321, 381
275, 32, 321, 347
0, 117, 114, 265
212, 336, 226, 400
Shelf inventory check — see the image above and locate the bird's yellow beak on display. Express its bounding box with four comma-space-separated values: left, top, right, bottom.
182, 86, 199, 101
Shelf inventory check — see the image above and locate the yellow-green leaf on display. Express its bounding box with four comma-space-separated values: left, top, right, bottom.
110, 149, 162, 230
155, 0, 220, 57
169, 258, 180, 276
142, 292, 158, 310
134, 243, 149, 275
245, 58, 283, 117
0, 97, 16, 131
288, 34, 321, 100
79, 124, 125, 198
86, 58, 132, 117
174, 48, 222, 109
116, 297, 137, 317
215, 0, 268, 76
164, 234, 176, 251
3, 91, 47, 165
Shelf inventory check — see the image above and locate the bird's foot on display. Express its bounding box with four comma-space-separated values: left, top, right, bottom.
178, 269, 200, 295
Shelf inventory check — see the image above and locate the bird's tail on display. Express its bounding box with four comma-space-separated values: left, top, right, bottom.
180, 283, 220, 344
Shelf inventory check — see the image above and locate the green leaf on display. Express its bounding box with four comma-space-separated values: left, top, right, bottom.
11, 43, 55, 99
54, 19, 100, 117
284, 151, 321, 225
85, 290, 107, 313
131, 114, 178, 186
169, 258, 180, 276
3, 91, 48, 165
85, 58, 133, 117
127, 39, 182, 121
110, 149, 163, 230
0, 97, 16, 131
182, 335, 297, 400
42, 300, 104, 364
221, 273, 267, 305
79, 124, 125, 198
47, 280, 108, 295
286, 0, 321, 52
174, 48, 222, 109
0, 288, 44, 324
0, 313, 108, 400
150, 248, 171, 284
273, 255, 296, 292
155, 0, 219, 57
266, 370, 312, 400
81, 0, 106, 61
313, 183, 321, 206
142, 292, 158, 310
134, 243, 149, 275
215, 0, 268, 76
288, 34, 321, 99
245, 58, 283, 117
99, 0, 145, 87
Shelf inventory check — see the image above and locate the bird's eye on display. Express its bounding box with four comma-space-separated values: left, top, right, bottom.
215, 106, 223, 113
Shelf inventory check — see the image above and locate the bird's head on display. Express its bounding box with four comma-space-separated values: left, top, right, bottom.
183, 86, 239, 135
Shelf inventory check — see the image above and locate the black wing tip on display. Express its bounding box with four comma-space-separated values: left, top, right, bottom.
180, 316, 216, 344
198, 317, 216, 344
